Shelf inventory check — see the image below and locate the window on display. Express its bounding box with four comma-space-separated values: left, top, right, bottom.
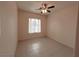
28, 18, 41, 33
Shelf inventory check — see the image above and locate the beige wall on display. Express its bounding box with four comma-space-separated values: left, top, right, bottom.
75, 2, 79, 56
0, 2, 18, 56
47, 2, 78, 48
18, 9, 47, 40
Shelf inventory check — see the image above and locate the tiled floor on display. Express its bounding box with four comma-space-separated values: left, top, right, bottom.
16, 37, 73, 57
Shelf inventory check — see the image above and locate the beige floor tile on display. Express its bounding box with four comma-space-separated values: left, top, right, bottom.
16, 37, 73, 57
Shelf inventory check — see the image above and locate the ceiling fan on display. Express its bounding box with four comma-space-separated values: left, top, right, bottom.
36, 3, 55, 14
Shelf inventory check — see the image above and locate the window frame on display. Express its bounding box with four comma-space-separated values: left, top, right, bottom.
28, 18, 41, 34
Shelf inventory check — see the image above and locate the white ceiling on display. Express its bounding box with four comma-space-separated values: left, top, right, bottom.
16, 1, 74, 15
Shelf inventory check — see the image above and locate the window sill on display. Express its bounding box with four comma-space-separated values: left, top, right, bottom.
28, 32, 41, 34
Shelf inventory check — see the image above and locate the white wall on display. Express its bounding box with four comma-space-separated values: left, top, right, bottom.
0, 2, 18, 56
47, 2, 78, 48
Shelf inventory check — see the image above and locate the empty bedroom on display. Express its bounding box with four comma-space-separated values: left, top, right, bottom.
0, 1, 79, 57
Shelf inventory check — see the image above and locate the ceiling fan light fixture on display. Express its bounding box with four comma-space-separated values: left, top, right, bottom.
41, 9, 47, 13
36, 3, 55, 14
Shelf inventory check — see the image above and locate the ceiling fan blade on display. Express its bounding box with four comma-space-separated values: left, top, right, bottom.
48, 6, 55, 9
47, 10, 51, 13
36, 7, 42, 10
41, 11, 43, 14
